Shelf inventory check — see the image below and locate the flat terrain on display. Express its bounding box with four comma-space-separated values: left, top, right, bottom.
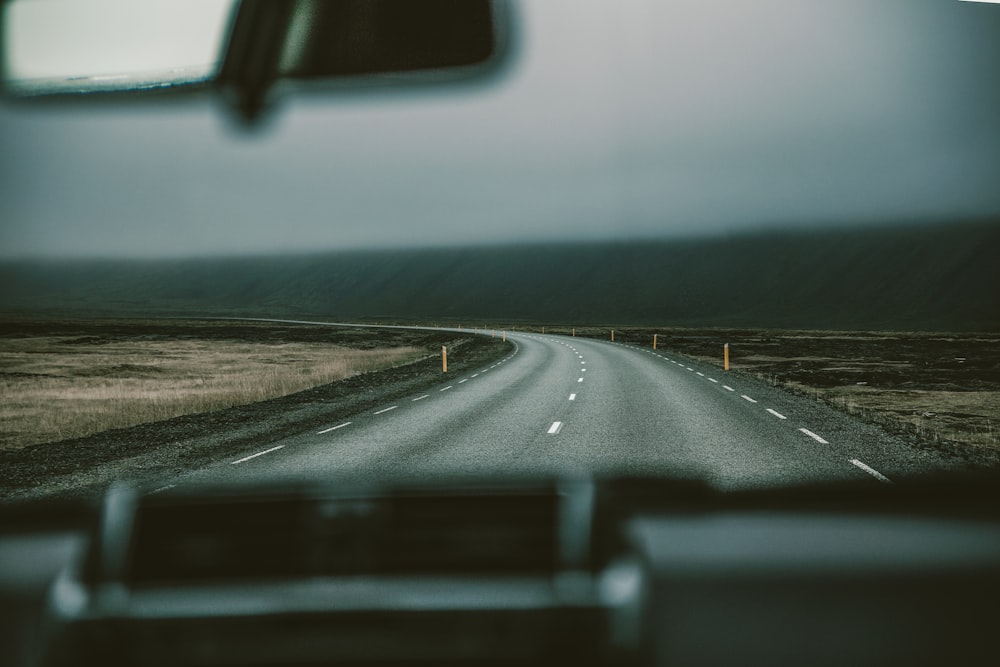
0, 319, 510, 500
1, 319, 995, 502
553, 327, 1000, 464
0, 321, 428, 452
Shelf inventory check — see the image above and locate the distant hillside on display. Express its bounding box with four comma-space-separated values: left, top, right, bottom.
2, 221, 998, 331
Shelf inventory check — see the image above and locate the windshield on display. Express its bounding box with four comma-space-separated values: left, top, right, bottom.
1, 0, 999, 501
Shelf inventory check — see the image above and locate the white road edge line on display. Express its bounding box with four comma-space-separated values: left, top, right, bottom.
317, 421, 352, 434
374, 405, 399, 414
547, 421, 564, 434
766, 408, 787, 420
799, 428, 830, 444
231, 445, 284, 465
150, 484, 176, 494
741, 394, 757, 403
850, 458, 893, 484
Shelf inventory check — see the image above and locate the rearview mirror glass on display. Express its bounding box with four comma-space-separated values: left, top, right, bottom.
2, 0, 233, 95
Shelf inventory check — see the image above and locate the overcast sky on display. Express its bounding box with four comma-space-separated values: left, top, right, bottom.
2, 0, 999, 259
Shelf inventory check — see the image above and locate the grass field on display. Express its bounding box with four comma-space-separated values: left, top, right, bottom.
0, 319, 427, 452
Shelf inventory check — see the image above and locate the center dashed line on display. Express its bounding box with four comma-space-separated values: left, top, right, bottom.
765, 408, 787, 420
722, 385, 735, 392
231, 445, 284, 465
374, 405, 398, 414
440, 386, 453, 392
412, 395, 429, 402
569, 393, 576, 401
708, 378, 719, 383
458, 379, 468, 383
547, 421, 564, 434
741, 394, 757, 403
317, 421, 352, 434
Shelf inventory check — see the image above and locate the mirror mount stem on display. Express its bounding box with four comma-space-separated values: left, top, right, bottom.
215, 0, 296, 125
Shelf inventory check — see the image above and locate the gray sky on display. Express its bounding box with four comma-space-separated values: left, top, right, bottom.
2, 0, 999, 259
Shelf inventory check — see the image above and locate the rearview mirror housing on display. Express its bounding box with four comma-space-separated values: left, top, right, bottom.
1, 0, 516, 126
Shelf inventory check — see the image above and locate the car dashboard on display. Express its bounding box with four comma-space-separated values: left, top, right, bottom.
1, 474, 999, 667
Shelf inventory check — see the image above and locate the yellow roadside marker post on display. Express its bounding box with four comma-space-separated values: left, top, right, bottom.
611, 330, 615, 342
442, 346, 448, 373
502, 331, 506, 342
724, 343, 730, 371
653, 334, 657, 350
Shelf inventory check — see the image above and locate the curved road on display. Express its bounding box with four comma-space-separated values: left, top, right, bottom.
171, 327, 954, 492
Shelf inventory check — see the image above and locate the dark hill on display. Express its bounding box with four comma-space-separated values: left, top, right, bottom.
1, 221, 998, 331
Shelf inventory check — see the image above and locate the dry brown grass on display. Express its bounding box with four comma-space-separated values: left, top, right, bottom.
791, 384, 999, 449
0, 336, 425, 452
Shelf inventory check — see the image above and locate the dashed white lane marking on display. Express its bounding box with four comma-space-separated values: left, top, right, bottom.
317, 421, 352, 434
799, 428, 830, 444
582, 368, 587, 372
741, 394, 757, 403
374, 405, 399, 414
850, 459, 892, 484
766, 408, 787, 420
722, 385, 735, 392
569, 394, 577, 401
708, 378, 719, 383
440, 386, 453, 392
686, 367, 694, 371
548, 421, 564, 434
696, 372, 705, 377
472, 374, 479, 377
578, 377, 584, 383
231, 445, 284, 465
458, 379, 468, 383
412, 395, 429, 402
150, 484, 176, 494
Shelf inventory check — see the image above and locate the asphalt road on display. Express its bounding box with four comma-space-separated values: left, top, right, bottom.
172, 329, 956, 492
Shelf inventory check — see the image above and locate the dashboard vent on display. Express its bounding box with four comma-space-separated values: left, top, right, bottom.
126, 489, 562, 584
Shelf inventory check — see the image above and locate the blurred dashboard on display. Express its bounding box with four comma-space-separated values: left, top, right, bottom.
2, 474, 999, 666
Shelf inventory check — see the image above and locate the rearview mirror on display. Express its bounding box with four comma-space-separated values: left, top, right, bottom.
1, 0, 514, 125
